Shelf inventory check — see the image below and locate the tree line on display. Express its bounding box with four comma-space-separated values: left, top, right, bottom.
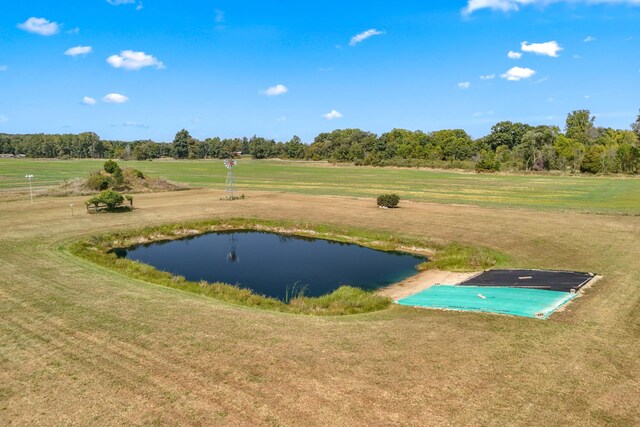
2, 109, 639, 174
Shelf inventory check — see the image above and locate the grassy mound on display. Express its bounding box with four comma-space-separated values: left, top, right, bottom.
47, 162, 188, 197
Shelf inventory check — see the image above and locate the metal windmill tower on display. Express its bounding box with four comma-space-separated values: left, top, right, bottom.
224, 159, 237, 199
227, 233, 239, 263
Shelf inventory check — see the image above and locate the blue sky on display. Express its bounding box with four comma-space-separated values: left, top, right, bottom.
1, 0, 639, 142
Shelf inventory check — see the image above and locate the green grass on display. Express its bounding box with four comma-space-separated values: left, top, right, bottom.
419, 242, 510, 271
2, 158, 639, 214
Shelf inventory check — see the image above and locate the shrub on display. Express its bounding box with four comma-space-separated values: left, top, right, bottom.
112, 167, 125, 188
419, 242, 509, 272
377, 194, 400, 208
580, 145, 604, 174
87, 190, 125, 210
103, 160, 120, 174
100, 190, 125, 208
475, 151, 500, 173
86, 173, 112, 191
132, 169, 144, 179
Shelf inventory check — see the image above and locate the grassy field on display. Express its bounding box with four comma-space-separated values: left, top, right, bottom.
1, 162, 639, 425
2, 158, 640, 214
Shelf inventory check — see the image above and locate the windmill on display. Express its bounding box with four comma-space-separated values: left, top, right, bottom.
224, 159, 237, 199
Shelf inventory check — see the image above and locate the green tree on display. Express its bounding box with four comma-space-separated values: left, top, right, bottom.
631, 110, 640, 139
554, 135, 585, 172
188, 138, 204, 159
616, 143, 640, 174
565, 110, 596, 146
284, 135, 306, 159
520, 126, 558, 171
248, 136, 276, 159
132, 141, 162, 160
431, 129, 474, 161
485, 121, 531, 150
475, 150, 500, 172
172, 129, 191, 159
580, 145, 605, 174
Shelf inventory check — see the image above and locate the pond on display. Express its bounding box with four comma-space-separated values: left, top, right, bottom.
116, 230, 425, 300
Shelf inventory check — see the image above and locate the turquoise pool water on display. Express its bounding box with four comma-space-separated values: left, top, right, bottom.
397, 285, 576, 319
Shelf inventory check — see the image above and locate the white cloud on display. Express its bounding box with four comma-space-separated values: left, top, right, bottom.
107, 50, 165, 70
123, 121, 149, 128
0, 115, 8, 123
66, 27, 80, 35
64, 46, 92, 57
82, 96, 97, 105
261, 84, 288, 96
214, 9, 225, 29
103, 93, 129, 103
464, 0, 640, 15
17, 17, 60, 36
508, 50, 522, 59
349, 29, 384, 46
584, 35, 596, 42
215, 9, 225, 23
501, 66, 536, 81
0, 65, 7, 72
323, 110, 343, 120
480, 73, 495, 79
106, 0, 135, 5
473, 110, 495, 117
458, 81, 471, 89
521, 41, 562, 57
136, 2, 143, 10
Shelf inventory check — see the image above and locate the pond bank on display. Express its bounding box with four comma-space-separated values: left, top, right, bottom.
378, 270, 481, 301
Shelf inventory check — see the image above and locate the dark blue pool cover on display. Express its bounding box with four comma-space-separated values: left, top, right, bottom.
459, 269, 594, 292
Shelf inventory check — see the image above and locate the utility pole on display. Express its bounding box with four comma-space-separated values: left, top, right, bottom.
25, 174, 34, 205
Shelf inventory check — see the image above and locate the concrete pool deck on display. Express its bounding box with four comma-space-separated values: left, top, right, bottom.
377, 269, 481, 301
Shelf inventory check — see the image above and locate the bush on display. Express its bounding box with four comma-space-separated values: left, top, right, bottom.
580, 145, 604, 174
103, 159, 120, 174
475, 151, 500, 173
112, 167, 125, 188
86, 173, 112, 191
132, 169, 144, 179
377, 194, 400, 208
87, 190, 125, 210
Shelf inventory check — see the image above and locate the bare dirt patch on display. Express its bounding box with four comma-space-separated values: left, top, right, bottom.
378, 270, 480, 300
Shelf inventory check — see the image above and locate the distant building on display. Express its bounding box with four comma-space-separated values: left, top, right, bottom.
0, 153, 14, 158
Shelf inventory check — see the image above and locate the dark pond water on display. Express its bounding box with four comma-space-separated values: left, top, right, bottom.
116, 231, 425, 300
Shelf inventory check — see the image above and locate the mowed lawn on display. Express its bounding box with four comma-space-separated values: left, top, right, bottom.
1, 158, 639, 214
0, 163, 639, 425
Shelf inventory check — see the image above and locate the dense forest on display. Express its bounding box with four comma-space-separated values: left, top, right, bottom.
2, 109, 639, 174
